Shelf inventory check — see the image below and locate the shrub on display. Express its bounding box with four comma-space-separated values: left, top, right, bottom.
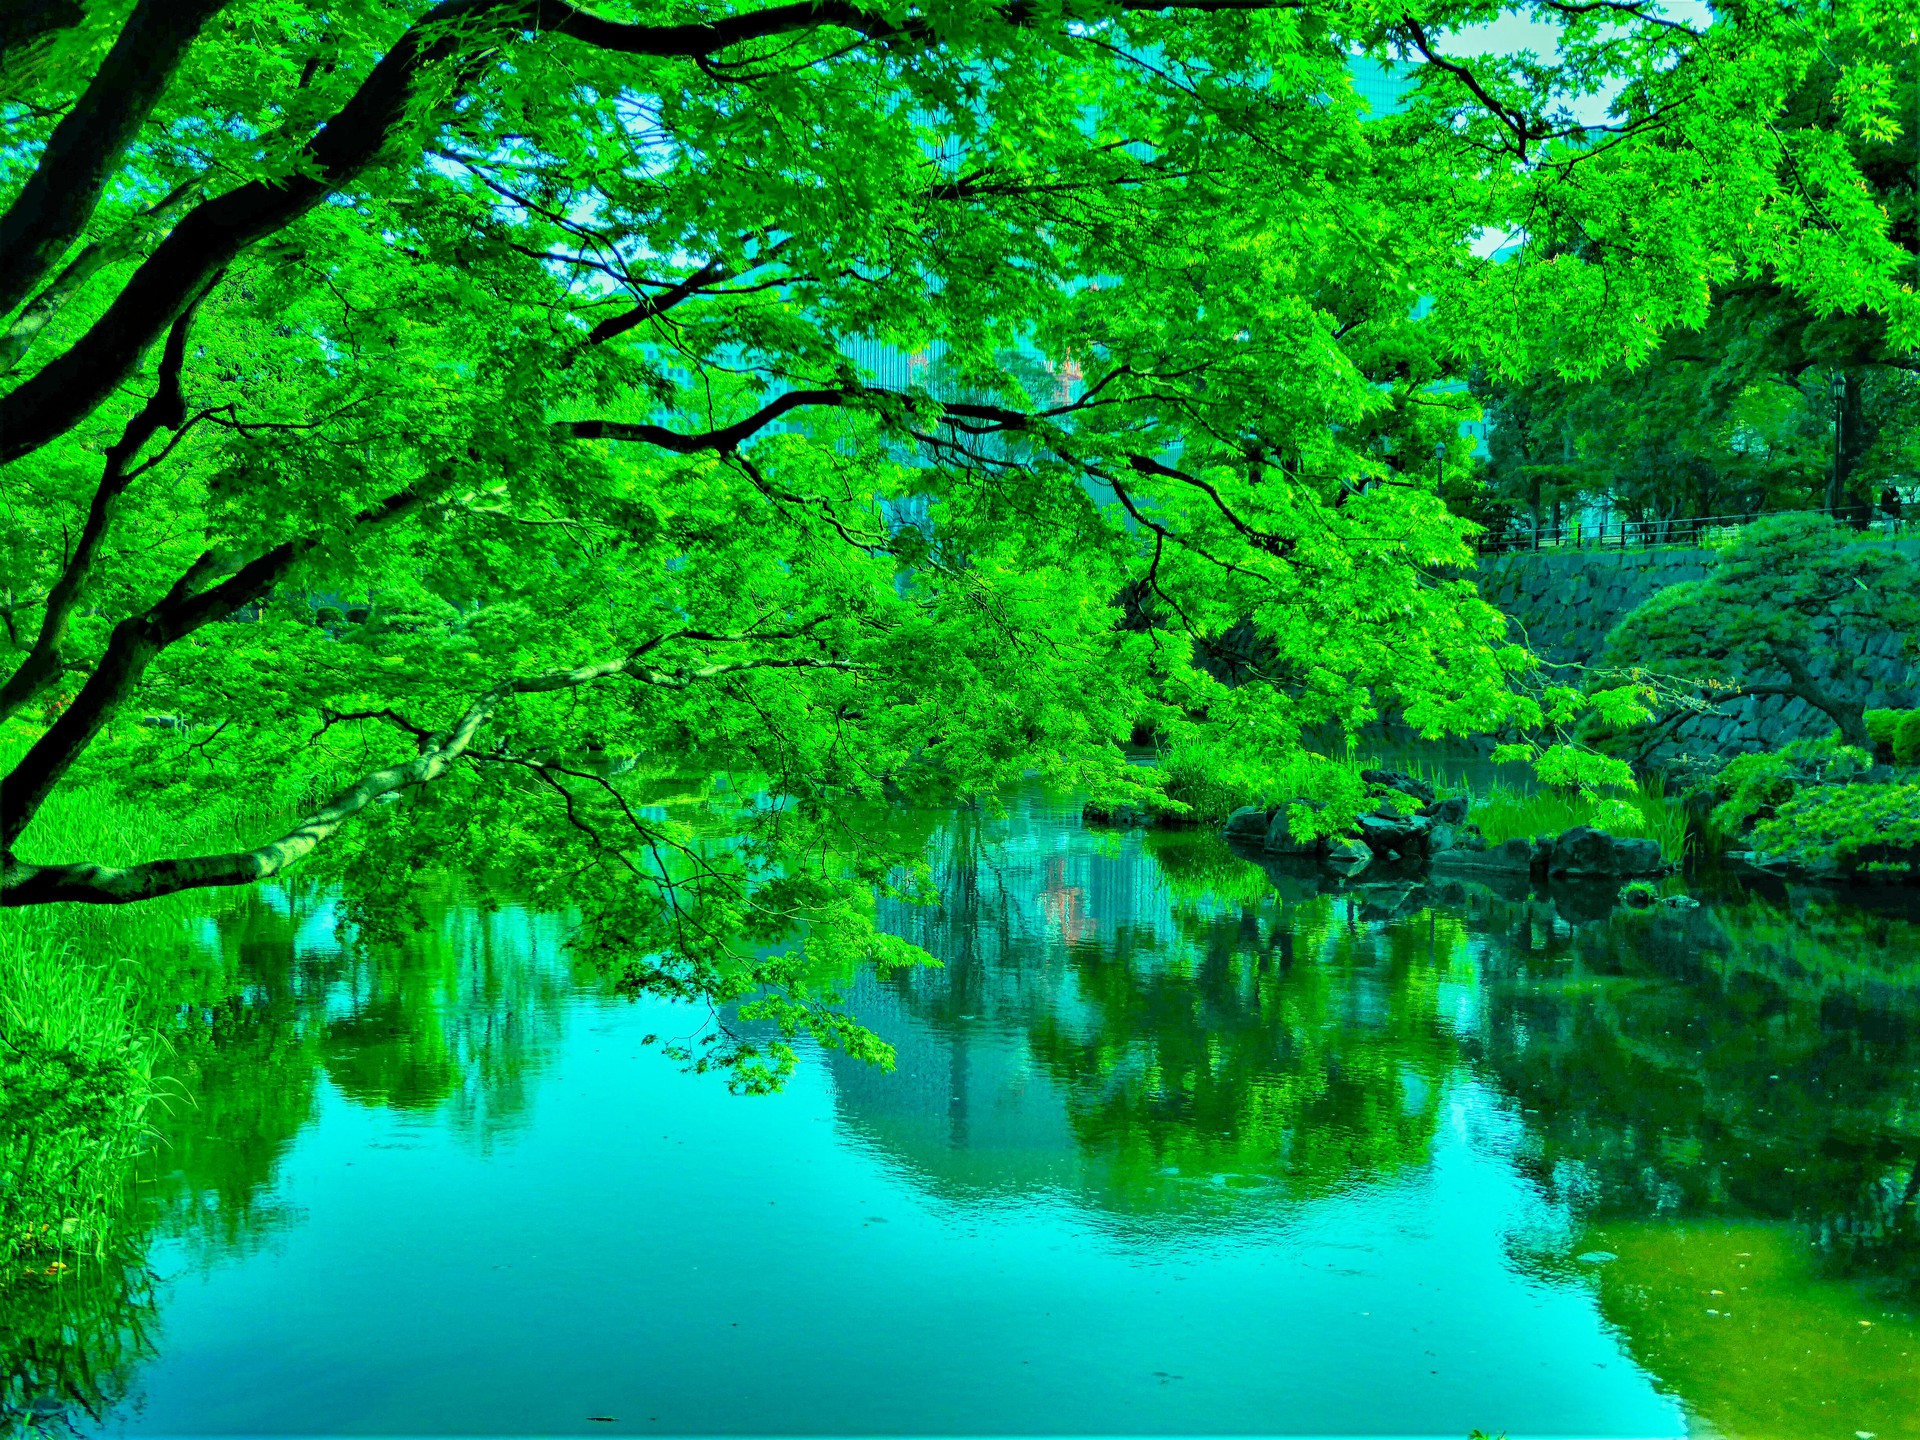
1864, 709, 1920, 764
1748, 783, 1920, 872
1900, 712, 1920, 767
1711, 738, 1873, 840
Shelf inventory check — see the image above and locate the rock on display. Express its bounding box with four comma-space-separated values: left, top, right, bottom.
1548, 825, 1666, 879
1431, 837, 1534, 873
1361, 768, 1437, 806
1223, 805, 1269, 842
1328, 836, 1372, 871
1264, 804, 1323, 855
1426, 794, 1470, 825
1356, 809, 1433, 859
1083, 800, 1155, 829
1356, 882, 1422, 918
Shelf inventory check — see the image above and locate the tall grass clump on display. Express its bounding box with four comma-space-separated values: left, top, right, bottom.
0, 933, 158, 1281
1349, 740, 1690, 863
1464, 774, 1688, 863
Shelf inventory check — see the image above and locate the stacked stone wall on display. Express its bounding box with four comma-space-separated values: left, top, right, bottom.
1474, 541, 1920, 760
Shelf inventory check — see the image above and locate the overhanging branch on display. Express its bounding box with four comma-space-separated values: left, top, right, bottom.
2, 639, 866, 904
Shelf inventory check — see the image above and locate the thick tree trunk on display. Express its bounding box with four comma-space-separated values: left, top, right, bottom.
1776, 651, 1870, 749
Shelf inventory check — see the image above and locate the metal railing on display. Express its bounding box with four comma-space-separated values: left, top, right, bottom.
1475, 503, 1916, 555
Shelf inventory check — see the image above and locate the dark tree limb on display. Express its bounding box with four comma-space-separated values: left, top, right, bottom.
0, 175, 200, 375
0, 484, 428, 851
0, 0, 1308, 466
2, 640, 863, 903
0, 0, 87, 72
0, 284, 214, 725
0, 0, 228, 322
0, 0, 929, 464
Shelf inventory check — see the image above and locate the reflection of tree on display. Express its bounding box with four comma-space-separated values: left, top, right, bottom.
1468, 886, 1920, 1439
1, 886, 576, 1434
840, 801, 1471, 1229
1474, 890, 1920, 1285
1025, 892, 1464, 1217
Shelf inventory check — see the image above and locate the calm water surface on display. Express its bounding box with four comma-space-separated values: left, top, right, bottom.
11, 791, 1920, 1438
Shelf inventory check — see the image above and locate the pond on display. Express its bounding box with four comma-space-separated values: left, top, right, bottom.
8, 788, 1920, 1438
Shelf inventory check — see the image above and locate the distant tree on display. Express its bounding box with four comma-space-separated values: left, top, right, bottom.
1472, 36, 1920, 531
1606, 515, 1920, 748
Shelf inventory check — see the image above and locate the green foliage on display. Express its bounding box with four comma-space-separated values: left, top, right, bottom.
1866, 708, 1903, 747
1868, 708, 1920, 765
1468, 775, 1686, 863
1748, 783, 1920, 872
1619, 879, 1659, 906
1710, 737, 1876, 842
0, 0, 1913, 1051
0, 935, 156, 1278
1607, 515, 1920, 745
1706, 736, 1920, 872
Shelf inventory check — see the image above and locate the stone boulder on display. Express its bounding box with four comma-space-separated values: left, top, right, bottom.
1082, 800, 1157, 829
1431, 836, 1536, 874
1427, 821, 1486, 855
1361, 768, 1437, 806
1223, 805, 1270, 843
1355, 808, 1434, 860
1327, 836, 1373, 871
1547, 825, 1666, 879
1264, 804, 1324, 855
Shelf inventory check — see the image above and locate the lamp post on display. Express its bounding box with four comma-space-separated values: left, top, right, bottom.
1829, 369, 1846, 519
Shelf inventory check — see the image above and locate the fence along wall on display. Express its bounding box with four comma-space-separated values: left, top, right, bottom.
1474, 543, 1920, 760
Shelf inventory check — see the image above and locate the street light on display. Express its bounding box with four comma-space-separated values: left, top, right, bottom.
1830, 369, 1846, 519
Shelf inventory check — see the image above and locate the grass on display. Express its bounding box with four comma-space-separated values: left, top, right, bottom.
1352, 743, 1690, 863
0, 719, 311, 1286
0, 931, 158, 1281
1466, 776, 1689, 863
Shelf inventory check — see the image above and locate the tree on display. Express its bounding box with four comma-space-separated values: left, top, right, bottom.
1471, 30, 1920, 532
0, 0, 1913, 1023
1605, 514, 1920, 749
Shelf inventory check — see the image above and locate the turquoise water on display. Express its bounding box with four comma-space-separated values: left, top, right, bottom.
13, 791, 1920, 1437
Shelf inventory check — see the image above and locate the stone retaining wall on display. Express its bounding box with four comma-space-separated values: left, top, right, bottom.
1474, 542, 1920, 760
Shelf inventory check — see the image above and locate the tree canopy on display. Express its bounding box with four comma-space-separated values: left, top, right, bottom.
0, 0, 1915, 1037
1471, 29, 1919, 535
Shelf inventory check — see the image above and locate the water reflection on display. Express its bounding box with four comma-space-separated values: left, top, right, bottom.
6, 792, 1920, 1436
2, 890, 577, 1434
834, 807, 1467, 1229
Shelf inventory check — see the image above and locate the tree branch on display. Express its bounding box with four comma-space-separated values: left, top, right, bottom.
0, 284, 214, 726
0, 175, 200, 376
0, 0, 1309, 466
0, 0, 228, 322
0, 483, 428, 851
2, 637, 865, 903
